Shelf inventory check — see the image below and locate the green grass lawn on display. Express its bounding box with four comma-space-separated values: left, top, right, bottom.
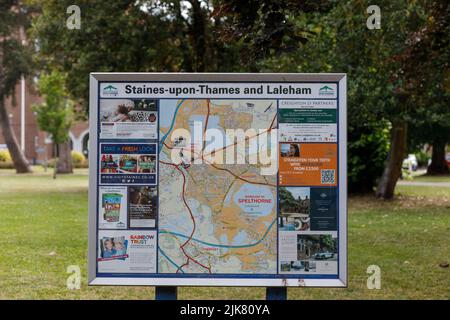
0, 169, 449, 299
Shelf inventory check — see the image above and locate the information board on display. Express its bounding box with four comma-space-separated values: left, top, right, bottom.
88, 73, 347, 287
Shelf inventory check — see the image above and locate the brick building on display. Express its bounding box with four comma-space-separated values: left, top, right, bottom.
0, 79, 89, 164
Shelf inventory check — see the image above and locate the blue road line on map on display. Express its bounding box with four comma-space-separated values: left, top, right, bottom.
159, 218, 277, 249
158, 248, 184, 273
159, 98, 186, 149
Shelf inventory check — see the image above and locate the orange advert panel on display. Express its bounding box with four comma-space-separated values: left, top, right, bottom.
279, 143, 337, 186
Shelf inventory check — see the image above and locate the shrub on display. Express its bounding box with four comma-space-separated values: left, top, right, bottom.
0, 161, 14, 169
0, 150, 12, 162
44, 152, 88, 169
71, 151, 86, 165
43, 158, 57, 168
348, 121, 390, 194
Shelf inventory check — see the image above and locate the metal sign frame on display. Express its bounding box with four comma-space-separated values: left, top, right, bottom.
88, 73, 347, 287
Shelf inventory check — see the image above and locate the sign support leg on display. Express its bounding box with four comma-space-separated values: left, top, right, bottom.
155, 286, 177, 300
266, 287, 287, 300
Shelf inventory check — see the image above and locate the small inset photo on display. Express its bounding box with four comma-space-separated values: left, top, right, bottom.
279, 187, 310, 231
137, 155, 157, 173
280, 143, 300, 158
99, 99, 158, 139
128, 186, 157, 228
100, 154, 119, 173
118, 155, 138, 173
98, 236, 129, 261
297, 234, 337, 262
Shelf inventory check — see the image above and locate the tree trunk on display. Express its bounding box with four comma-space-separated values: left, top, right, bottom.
175, 1, 193, 72
376, 121, 407, 199
189, 0, 207, 72
56, 140, 73, 174
0, 96, 32, 173
53, 143, 57, 179
427, 140, 449, 175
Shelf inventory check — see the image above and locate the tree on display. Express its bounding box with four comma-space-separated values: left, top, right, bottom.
410, 121, 450, 175
316, 0, 425, 199
33, 71, 74, 178
31, 0, 241, 113
374, 0, 450, 194
404, 1, 450, 175
251, 0, 447, 198
215, 0, 333, 70
31, 0, 333, 109
31, 0, 448, 196
244, 1, 390, 194
320, 235, 336, 252
0, 0, 34, 173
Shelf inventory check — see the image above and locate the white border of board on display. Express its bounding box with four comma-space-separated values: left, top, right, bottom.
88, 73, 347, 287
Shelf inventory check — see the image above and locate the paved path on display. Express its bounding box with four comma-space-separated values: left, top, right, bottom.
398, 181, 450, 188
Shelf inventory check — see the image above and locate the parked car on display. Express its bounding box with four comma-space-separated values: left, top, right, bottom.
402, 154, 418, 171
315, 252, 334, 260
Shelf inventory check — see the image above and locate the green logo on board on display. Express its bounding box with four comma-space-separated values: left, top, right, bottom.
103, 85, 118, 96
319, 85, 335, 96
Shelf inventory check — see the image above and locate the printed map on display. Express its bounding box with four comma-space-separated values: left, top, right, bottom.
158, 99, 277, 274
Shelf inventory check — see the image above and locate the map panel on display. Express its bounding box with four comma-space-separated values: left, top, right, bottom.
158, 99, 278, 274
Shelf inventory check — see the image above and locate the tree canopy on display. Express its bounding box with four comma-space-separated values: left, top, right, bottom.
29, 0, 450, 194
